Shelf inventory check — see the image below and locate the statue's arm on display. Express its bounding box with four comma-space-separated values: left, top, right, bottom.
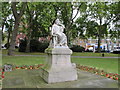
51, 25, 57, 35
50, 26, 54, 36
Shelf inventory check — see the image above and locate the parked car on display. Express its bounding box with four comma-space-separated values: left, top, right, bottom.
88, 47, 93, 51
113, 46, 120, 54
1, 44, 6, 49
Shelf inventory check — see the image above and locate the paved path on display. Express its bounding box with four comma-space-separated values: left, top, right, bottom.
3, 69, 118, 88
2, 54, 119, 58
72, 56, 119, 58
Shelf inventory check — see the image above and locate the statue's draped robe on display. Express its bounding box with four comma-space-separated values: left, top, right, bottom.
51, 24, 67, 47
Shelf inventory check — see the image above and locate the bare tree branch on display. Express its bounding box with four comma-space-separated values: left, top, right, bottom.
68, 3, 83, 29
72, 8, 79, 21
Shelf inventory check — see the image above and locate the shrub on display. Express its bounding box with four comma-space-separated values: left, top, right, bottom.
37, 42, 49, 52
70, 45, 85, 52
18, 39, 49, 52
30, 39, 40, 52
18, 40, 27, 52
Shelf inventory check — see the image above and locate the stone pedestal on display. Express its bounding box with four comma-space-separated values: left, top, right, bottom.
40, 48, 77, 83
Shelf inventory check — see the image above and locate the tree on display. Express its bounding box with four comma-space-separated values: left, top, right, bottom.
24, 2, 56, 52
8, 2, 27, 55
32, 2, 56, 38
1, 2, 12, 45
5, 18, 14, 49
57, 2, 87, 46
24, 3, 34, 52
86, 2, 118, 52
109, 2, 120, 46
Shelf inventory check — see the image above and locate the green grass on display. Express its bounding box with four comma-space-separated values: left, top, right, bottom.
2, 49, 46, 55
2, 49, 119, 57
2, 55, 119, 74
72, 58, 118, 74
2, 56, 45, 66
2, 49, 119, 74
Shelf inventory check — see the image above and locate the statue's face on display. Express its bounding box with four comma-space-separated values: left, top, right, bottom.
55, 19, 61, 25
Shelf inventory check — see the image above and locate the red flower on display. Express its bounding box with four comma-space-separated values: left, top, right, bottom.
110, 76, 113, 79
21, 67, 25, 69
16, 67, 19, 68
106, 74, 109, 77
116, 77, 118, 80
1, 75, 4, 78
2, 72, 4, 75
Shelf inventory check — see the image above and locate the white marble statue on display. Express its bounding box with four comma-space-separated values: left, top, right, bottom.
49, 19, 68, 48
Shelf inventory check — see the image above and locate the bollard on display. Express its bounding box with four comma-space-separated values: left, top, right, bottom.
102, 53, 104, 57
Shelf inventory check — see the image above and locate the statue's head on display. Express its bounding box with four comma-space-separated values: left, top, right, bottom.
55, 19, 61, 25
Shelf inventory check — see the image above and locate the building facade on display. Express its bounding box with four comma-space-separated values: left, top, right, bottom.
72, 37, 120, 52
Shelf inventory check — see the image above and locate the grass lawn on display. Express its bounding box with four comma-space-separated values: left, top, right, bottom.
2, 56, 45, 66
2, 55, 118, 74
71, 58, 118, 74
2, 49, 46, 55
2, 49, 119, 57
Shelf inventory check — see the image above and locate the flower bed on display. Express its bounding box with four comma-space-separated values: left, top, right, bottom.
1, 64, 44, 79
13, 64, 44, 70
1, 64, 119, 81
76, 64, 119, 80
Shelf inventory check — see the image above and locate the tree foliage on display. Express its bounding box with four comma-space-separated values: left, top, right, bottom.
1, 2, 120, 54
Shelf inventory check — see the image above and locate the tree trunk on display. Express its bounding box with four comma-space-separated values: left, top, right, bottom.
111, 44, 114, 51
8, 2, 27, 56
25, 36, 31, 52
2, 23, 4, 41
8, 19, 20, 55
0, 31, 2, 50
6, 28, 11, 49
65, 26, 71, 47
97, 34, 101, 53
106, 39, 109, 52
97, 18, 102, 53
25, 29, 32, 53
